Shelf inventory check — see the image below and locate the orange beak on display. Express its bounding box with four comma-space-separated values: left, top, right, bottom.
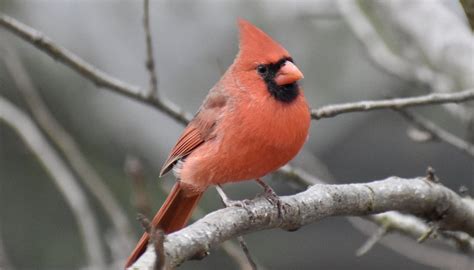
274, 61, 304, 86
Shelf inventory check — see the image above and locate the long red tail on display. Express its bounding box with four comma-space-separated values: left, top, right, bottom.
125, 182, 203, 268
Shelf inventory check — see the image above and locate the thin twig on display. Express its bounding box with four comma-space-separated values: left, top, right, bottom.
236, 237, 258, 270
136, 214, 167, 270
142, 0, 159, 98
0, 13, 191, 125
311, 89, 474, 119
276, 164, 325, 186
137, 213, 152, 234
151, 228, 166, 270
0, 97, 106, 268
2, 46, 135, 259
369, 212, 474, 252
417, 224, 438, 243
220, 240, 262, 270
356, 225, 389, 256
397, 110, 474, 158
348, 216, 474, 269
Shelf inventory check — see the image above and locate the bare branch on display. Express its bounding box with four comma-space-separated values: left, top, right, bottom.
337, 0, 474, 122
0, 13, 191, 124
348, 216, 474, 269
279, 165, 474, 254
2, 47, 135, 259
130, 177, 474, 268
220, 240, 262, 270
235, 236, 258, 270
397, 110, 474, 158
311, 89, 474, 119
370, 212, 474, 252
337, 0, 423, 84
0, 97, 106, 268
142, 0, 159, 98
3, 14, 474, 127
340, 0, 474, 91
356, 226, 388, 256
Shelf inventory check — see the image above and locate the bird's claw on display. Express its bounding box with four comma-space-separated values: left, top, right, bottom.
255, 179, 284, 217
216, 185, 252, 208
222, 198, 250, 208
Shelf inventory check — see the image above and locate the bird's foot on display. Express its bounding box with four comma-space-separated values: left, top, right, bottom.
216, 185, 250, 208
223, 198, 251, 208
255, 178, 284, 217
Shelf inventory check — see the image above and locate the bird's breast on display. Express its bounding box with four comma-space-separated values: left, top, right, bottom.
179, 93, 310, 188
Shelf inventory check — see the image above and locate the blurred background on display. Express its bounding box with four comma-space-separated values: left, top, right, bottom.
0, 0, 473, 269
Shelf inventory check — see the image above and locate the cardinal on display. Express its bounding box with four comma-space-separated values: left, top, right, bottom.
125, 19, 310, 267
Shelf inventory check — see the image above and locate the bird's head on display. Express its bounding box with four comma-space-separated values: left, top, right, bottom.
232, 19, 304, 103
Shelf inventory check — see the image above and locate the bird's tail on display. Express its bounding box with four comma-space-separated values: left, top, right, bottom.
125, 182, 203, 268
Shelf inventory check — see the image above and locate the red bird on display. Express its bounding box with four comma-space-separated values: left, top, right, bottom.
125, 19, 310, 267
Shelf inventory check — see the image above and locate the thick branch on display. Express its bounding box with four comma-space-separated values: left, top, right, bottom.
280, 165, 474, 254
0, 13, 191, 125
311, 89, 474, 119
130, 177, 474, 268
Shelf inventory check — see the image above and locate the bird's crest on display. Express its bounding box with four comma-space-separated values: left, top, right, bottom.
236, 19, 290, 66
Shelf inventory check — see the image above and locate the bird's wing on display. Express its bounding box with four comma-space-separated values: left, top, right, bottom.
159, 89, 227, 176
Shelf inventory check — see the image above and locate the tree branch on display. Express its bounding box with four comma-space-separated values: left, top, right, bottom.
311, 89, 474, 119
0, 13, 191, 125
370, 212, 474, 252
397, 110, 474, 158
2, 46, 135, 259
348, 215, 474, 269
142, 0, 159, 98
130, 177, 474, 268
337, 0, 474, 122
0, 97, 106, 268
3, 14, 474, 127
278, 165, 474, 254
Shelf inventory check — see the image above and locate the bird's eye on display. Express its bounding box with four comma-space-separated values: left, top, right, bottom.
257, 65, 268, 75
